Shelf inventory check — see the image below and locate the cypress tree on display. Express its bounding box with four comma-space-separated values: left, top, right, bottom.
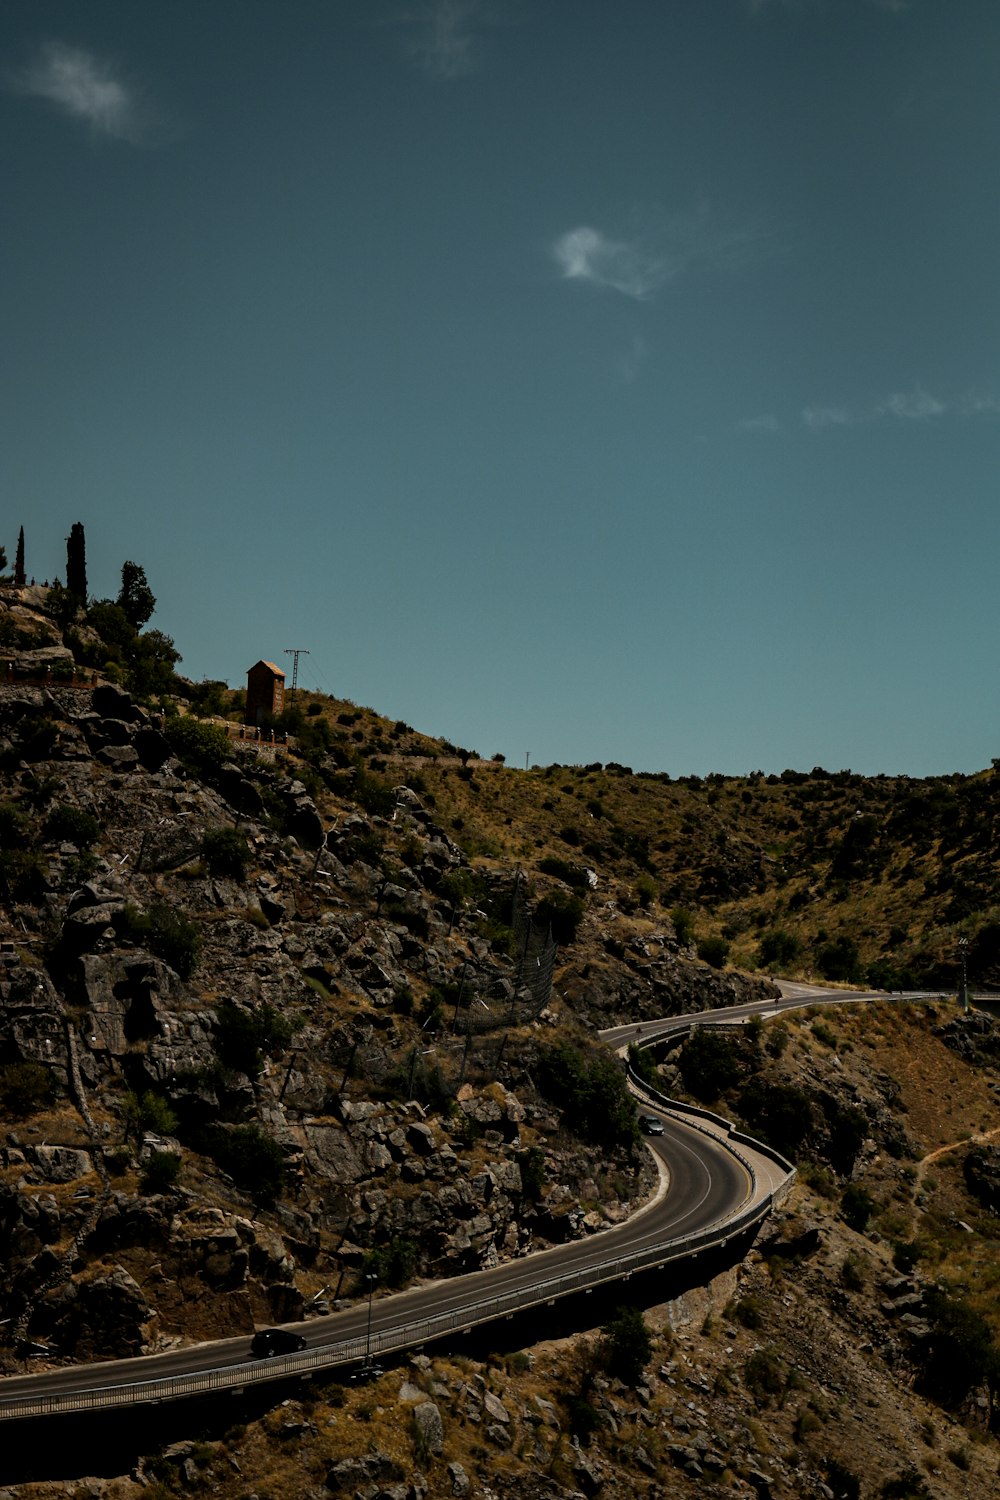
14, 527, 25, 588
65, 522, 87, 601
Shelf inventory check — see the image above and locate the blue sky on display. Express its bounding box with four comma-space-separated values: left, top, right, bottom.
2, 1, 998, 776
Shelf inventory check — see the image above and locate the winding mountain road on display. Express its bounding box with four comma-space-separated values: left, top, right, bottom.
0, 982, 901, 1420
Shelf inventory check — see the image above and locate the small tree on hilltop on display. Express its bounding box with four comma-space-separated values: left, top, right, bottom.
65, 522, 87, 602
14, 528, 25, 587
117, 560, 156, 630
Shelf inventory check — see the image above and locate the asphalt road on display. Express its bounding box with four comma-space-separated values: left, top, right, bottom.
0, 1109, 750, 1407
0, 980, 905, 1414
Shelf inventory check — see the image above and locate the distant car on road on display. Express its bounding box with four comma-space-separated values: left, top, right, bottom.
251, 1327, 307, 1358
639, 1114, 664, 1136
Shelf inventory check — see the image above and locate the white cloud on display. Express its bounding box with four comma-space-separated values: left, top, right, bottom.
553, 202, 776, 302
881, 388, 946, 421
737, 414, 781, 433
553, 226, 669, 300
399, 0, 490, 79
957, 391, 1000, 418
802, 405, 851, 431
13, 41, 144, 142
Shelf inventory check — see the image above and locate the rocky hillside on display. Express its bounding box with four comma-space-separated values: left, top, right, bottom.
2, 583, 1000, 1499
7, 1003, 1000, 1500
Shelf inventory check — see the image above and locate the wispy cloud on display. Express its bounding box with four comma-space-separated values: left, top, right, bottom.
12, 41, 146, 142
958, 391, 1000, 417
802, 405, 852, 431
881, 388, 946, 421
737, 414, 781, 433
553, 227, 668, 300
795, 384, 1000, 433
553, 202, 774, 302
396, 0, 493, 80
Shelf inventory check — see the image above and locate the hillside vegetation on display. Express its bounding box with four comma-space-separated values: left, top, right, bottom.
1, 580, 1000, 1499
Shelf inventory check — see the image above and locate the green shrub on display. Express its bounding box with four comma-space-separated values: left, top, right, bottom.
518, 1145, 546, 1202
878, 1467, 932, 1498
391, 986, 414, 1017
43, 804, 101, 848
351, 765, 395, 816
0, 1061, 55, 1118
841, 1253, 866, 1290
187, 680, 229, 718
201, 827, 250, 881
123, 1089, 179, 1140
566, 1395, 600, 1444
359, 1237, 419, 1290
0, 849, 48, 903
122, 902, 201, 978
16, 717, 59, 762
824, 1098, 868, 1175
537, 1042, 638, 1150
213, 1000, 294, 1078
816, 935, 861, 982
162, 717, 230, 783
744, 1345, 786, 1403
766, 1022, 789, 1057
840, 1184, 876, 1232
825, 1462, 860, 1500
205, 1124, 285, 1204
670, 907, 695, 946
734, 1295, 765, 1329
697, 935, 730, 969
758, 928, 803, 968
738, 1079, 815, 1159
0, 802, 30, 848
537, 857, 591, 891
627, 1042, 659, 1089
678, 1028, 741, 1103
140, 1150, 182, 1195
891, 1238, 925, 1274
534, 889, 585, 945
601, 1305, 652, 1386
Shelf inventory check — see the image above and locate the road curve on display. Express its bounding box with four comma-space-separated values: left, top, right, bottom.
0, 982, 888, 1418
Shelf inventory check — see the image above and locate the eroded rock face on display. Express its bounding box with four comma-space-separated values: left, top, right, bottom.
0, 967, 66, 1082
32, 1265, 152, 1359
76, 952, 186, 1058
964, 1144, 1000, 1211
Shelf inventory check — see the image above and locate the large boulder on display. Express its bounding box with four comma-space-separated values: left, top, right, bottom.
92, 684, 142, 722
32, 1264, 152, 1359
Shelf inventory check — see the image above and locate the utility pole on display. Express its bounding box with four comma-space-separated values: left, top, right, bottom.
958, 936, 969, 1013
284, 648, 310, 701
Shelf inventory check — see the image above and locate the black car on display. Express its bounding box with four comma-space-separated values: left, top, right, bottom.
251, 1327, 307, 1357
639, 1114, 664, 1136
